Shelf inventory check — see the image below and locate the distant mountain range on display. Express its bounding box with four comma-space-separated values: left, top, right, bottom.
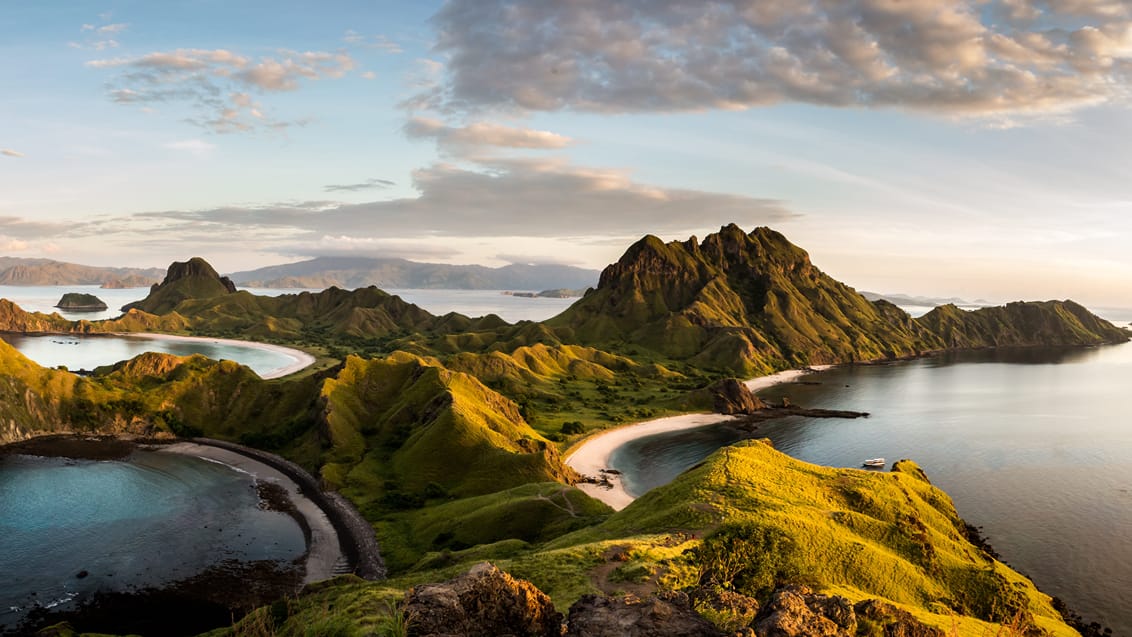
0, 257, 164, 288
859, 291, 991, 307
226, 256, 600, 291
0, 255, 601, 292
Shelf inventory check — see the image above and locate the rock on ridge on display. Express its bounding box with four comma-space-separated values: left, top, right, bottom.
404, 562, 562, 637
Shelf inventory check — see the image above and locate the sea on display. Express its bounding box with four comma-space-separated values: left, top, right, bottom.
612, 343, 1132, 631
3, 285, 1131, 630
0, 449, 305, 634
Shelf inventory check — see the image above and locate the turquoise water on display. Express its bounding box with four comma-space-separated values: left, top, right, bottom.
612, 342, 1132, 631
0, 332, 299, 377
0, 450, 305, 632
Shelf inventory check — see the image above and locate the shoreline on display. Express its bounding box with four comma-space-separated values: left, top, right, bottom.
153, 441, 344, 585
0, 434, 385, 585
124, 333, 316, 379
567, 367, 827, 510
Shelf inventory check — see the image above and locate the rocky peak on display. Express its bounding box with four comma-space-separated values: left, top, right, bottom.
160, 257, 237, 293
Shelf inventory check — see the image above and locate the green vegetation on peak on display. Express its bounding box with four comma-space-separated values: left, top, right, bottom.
549, 225, 1126, 375
122, 257, 238, 315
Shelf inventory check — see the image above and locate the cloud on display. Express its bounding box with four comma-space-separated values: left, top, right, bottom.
278, 236, 461, 260
87, 48, 355, 133
1, 148, 24, 157
0, 216, 76, 238
425, 0, 1132, 121
342, 30, 404, 53
404, 117, 574, 154
496, 253, 587, 267
72, 19, 127, 50
164, 139, 216, 156
323, 178, 396, 192
132, 157, 796, 239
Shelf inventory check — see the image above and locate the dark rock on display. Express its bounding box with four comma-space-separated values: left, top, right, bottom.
566, 591, 725, 637
854, 600, 944, 637
54, 293, 108, 311
404, 562, 562, 637
75, 570, 89, 579
753, 586, 855, 637
709, 378, 769, 415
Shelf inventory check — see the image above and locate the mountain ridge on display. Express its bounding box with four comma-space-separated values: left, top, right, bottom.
227, 255, 600, 290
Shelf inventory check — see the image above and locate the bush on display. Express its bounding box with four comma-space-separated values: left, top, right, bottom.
690, 523, 801, 598
560, 421, 585, 435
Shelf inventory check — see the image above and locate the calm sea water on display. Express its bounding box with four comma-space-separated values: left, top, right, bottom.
0, 450, 304, 632
0, 285, 579, 325
613, 342, 1132, 631
0, 333, 299, 377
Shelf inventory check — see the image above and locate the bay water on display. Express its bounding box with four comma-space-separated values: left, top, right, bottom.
613, 343, 1132, 630
0, 449, 305, 633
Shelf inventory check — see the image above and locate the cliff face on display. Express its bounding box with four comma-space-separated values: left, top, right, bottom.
550, 225, 1127, 374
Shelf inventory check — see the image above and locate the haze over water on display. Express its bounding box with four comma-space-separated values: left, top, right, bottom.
614, 342, 1132, 631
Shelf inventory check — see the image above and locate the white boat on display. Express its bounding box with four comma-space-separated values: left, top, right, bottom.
862, 458, 886, 467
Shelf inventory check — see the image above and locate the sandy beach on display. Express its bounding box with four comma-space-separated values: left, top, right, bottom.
127, 333, 316, 379
567, 366, 834, 510
155, 441, 344, 584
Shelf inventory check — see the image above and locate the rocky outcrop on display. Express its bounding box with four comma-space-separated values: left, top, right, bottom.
122, 257, 237, 315
565, 591, 725, 637
754, 586, 856, 637
54, 293, 108, 311
708, 378, 769, 415
404, 562, 561, 637
853, 600, 944, 637
751, 587, 943, 637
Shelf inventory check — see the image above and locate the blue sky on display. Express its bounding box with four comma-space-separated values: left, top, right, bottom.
3, 0, 1132, 307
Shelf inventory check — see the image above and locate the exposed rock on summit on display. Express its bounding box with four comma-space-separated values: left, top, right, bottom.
122, 257, 237, 314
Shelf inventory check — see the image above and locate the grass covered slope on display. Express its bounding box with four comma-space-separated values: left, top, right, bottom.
549, 225, 1126, 375
548, 225, 945, 375
318, 353, 576, 506
565, 439, 1075, 634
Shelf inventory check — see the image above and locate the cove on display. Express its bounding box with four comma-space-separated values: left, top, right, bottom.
0, 445, 310, 635
608, 342, 1132, 632
0, 332, 314, 379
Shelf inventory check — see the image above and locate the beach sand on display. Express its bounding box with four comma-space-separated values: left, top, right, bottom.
567, 366, 834, 510
155, 442, 344, 584
128, 333, 316, 379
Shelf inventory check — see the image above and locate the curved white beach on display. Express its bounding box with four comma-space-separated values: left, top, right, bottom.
567, 367, 827, 510
156, 441, 343, 584
128, 333, 316, 379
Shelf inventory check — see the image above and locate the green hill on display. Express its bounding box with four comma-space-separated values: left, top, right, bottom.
122, 257, 238, 314
548, 225, 1126, 374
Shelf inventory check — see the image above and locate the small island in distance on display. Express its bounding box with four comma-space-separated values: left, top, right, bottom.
53, 292, 108, 312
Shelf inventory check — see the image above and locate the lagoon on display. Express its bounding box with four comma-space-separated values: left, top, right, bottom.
0, 332, 309, 378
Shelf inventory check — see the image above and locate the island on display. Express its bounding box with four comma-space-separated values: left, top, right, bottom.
53, 292, 109, 311
0, 225, 1123, 636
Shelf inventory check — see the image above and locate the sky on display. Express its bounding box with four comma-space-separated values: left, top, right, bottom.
2, 0, 1132, 307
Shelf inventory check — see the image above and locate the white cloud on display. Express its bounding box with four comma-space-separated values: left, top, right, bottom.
425, 0, 1132, 122
1, 148, 24, 158
404, 117, 574, 154
164, 139, 216, 156
87, 47, 356, 133
131, 157, 796, 239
